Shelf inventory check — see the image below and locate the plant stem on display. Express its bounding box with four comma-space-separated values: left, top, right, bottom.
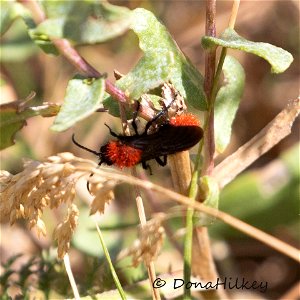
94, 221, 127, 300
202, 0, 217, 176
78, 162, 300, 263
63, 254, 80, 300
183, 0, 217, 298
118, 100, 161, 300
183, 167, 200, 299
134, 183, 161, 300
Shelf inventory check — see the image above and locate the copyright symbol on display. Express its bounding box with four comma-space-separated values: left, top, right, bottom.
153, 278, 166, 288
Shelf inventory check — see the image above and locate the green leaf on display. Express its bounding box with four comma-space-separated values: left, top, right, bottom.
0, 101, 60, 150
0, 0, 59, 55
1, 7, 39, 62
104, 8, 207, 114
31, 0, 131, 45
0, 1, 25, 35
195, 176, 219, 226
215, 56, 245, 153
50, 76, 105, 132
202, 28, 293, 73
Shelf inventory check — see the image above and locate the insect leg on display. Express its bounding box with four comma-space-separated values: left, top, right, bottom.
87, 160, 104, 192
87, 173, 93, 192
144, 98, 176, 134
155, 155, 167, 166
132, 101, 140, 135
142, 161, 153, 175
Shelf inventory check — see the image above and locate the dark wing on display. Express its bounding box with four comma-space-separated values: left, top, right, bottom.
120, 125, 203, 162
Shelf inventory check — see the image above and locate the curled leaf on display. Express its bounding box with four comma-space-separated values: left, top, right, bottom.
215, 56, 245, 153
0, 100, 60, 150
202, 28, 293, 73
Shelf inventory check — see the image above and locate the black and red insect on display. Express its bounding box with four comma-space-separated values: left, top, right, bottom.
72, 103, 203, 172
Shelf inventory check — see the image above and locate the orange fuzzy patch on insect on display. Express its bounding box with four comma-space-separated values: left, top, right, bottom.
106, 141, 142, 168
169, 114, 200, 127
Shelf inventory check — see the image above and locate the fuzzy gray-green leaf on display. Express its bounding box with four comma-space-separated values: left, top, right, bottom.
50, 76, 105, 132
105, 8, 207, 114
215, 56, 245, 153
32, 0, 131, 45
202, 28, 293, 73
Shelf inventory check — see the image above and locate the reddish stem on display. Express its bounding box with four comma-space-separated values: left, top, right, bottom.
203, 0, 217, 175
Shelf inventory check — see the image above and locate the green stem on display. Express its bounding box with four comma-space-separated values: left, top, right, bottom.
95, 222, 127, 300
183, 140, 203, 299
210, 47, 227, 107
183, 47, 227, 299
183, 171, 199, 299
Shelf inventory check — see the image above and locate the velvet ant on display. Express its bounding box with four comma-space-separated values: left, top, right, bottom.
72, 101, 203, 173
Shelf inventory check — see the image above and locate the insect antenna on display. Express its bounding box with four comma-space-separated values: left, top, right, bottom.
72, 134, 100, 156
104, 123, 118, 137
72, 134, 104, 193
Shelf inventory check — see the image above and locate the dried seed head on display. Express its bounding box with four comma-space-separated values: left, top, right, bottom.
90, 190, 114, 215
0, 152, 118, 258
131, 214, 165, 267
89, 178, 116, 215
54, 204, 79, 259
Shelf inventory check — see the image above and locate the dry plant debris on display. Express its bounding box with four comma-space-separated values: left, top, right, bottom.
213, 97, 300, 188
126, 213, 166, 267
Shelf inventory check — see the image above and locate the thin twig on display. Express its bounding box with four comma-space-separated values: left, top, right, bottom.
228, 0, 240, 29
63, 254, 80, 300
180, 1, 223, 299
119, 98, 161, 300
75, 164, 300, 263
202, 0, 217, 175
118, 100, 160, 300
138, 171, 183, 253
134, 180, 161, 300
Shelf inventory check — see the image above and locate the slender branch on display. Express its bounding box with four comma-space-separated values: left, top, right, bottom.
138, 170, 183, 253
119, 100, 161, 300
228, 0, 240, 29
75, 164, 300, 263
133, 177, 161, 300
182, 1, 219, 299
202, 0, 217, 175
